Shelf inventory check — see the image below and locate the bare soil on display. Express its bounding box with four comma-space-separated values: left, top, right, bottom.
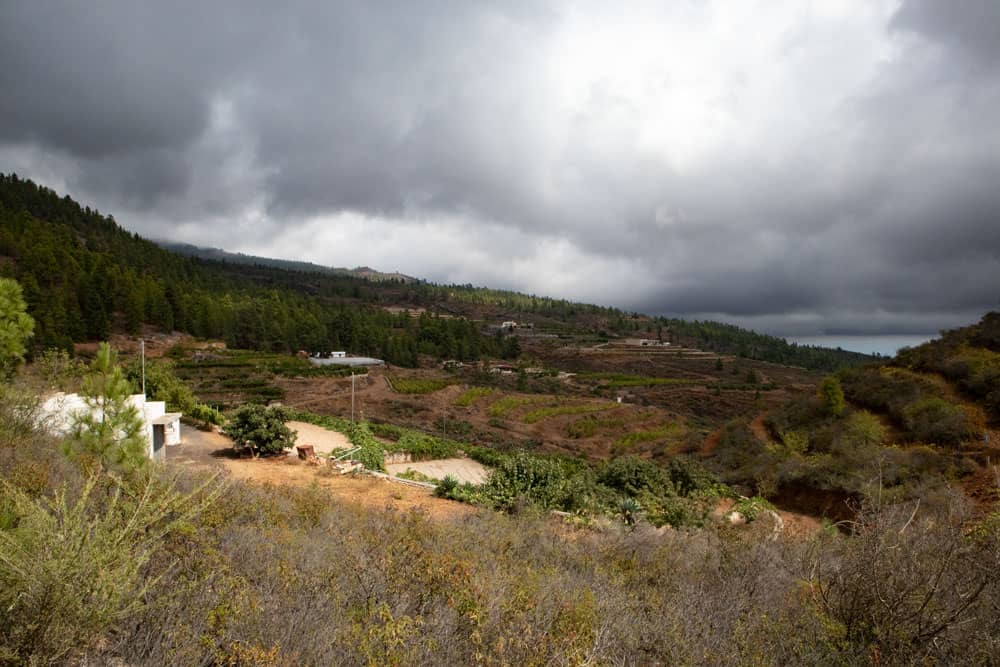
167, 422, 477, 520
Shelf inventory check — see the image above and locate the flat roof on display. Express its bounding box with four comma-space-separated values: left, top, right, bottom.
151, 413, 182, 425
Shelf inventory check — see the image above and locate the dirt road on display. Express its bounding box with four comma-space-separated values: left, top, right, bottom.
166, 423, 478, 520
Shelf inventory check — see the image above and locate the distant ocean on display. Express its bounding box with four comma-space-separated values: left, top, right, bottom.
784, 335, 935, 358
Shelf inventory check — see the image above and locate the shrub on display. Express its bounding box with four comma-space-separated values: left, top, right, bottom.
668, 456, 725, 497
482, 452, 567, 511
225, 404, 295, 456
597, 455, 673, 498
732, 496, 775, 522
344, 421, 385, 471
818, 376, 845, 417
434, 475, 459, 498
901, 397, 976, 445
0, 471, 220, 664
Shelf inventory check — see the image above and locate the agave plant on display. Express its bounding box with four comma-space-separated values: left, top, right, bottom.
618, 497, 642, 526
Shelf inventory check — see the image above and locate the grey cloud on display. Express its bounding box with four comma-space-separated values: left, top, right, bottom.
1, 0, 999, 338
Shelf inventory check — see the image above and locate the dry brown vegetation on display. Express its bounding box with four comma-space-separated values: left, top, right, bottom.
2, 390, 999, 665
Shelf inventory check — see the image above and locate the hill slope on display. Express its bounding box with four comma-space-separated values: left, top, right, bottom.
158, 241, 418, 283
0, 172, 872, 371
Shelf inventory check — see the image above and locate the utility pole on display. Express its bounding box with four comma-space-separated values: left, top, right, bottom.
351, 372, 355, 422
141, 339, 146, 396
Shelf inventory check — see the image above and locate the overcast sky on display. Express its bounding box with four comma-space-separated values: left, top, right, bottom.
2, 1, 998, 337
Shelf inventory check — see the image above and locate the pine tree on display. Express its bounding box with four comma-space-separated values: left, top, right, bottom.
63, 343, 148, 471
0, 278, 35, 378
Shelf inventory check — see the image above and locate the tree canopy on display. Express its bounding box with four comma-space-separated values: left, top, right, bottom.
0, 278, 34, 378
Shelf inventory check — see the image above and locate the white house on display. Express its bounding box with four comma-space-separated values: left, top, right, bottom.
39, 392, 182, 461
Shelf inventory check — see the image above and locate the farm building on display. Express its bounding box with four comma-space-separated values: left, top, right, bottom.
39, 392, 182, 461
309, 355, 384, 368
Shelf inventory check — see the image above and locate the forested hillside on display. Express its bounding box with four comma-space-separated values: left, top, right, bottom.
0, 173, 872, 370
0, 174, 506, 365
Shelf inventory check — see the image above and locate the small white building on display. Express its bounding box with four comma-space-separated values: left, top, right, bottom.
39, 392, 182, 461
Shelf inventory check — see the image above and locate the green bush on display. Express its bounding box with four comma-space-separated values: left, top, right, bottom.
344, 421, 385, 471
482, 452, 567, 511
0, 472, 220, 664
597, 455, 674, 498
668, 456, 725, 498
434, 475, 459, 498
901, 397, 976, 445
818, 376, 845, 417
732, 496, 776, 522
225, 404, 295, 456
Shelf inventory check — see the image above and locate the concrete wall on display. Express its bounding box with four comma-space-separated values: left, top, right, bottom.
40, 392, 181, 460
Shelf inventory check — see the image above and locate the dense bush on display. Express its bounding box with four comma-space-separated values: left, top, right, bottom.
901, 397, 979, 445
597, 455, 674, 498
343, 421, 385, 471
482, 452, 568, 511
225, 404, 295, 456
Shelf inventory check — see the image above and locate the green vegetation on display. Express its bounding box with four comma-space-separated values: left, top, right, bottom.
0, 174, 881, 377
579, 372, 695, 388
818, 375, 846, 417
0, 175, 506, 364
896, 313, 1000, 417
731, 496, 776, 522
225, 404, 296, 456
615, 424, 677, 450
521, 402, 617, 424
61, 343, 148, 472
395, 468, 438, 484
1, 337, 999, 663
0, 471, 220, 664
839, 366, 983, 446
387, 377, 454, 394
567, 414, 627, 438
659, 317, 876, 371
453, 386, 495, 407
123, 357, 223, 426
0, 278, 33, 378
374, 423, 462, 461
487, 395, 539, 417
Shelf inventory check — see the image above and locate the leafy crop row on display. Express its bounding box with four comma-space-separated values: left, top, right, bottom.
388, 377, 454, 394
522, 403, 618, 424
454, 386, 495, 407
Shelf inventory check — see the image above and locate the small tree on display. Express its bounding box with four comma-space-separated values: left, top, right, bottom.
63, 343, 148, 472
226, 404, 295, 456
819, 376, 846, 417
0, 278, 35, 379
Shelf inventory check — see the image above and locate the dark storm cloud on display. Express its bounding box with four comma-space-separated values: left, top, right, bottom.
1, 1, 998, 337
